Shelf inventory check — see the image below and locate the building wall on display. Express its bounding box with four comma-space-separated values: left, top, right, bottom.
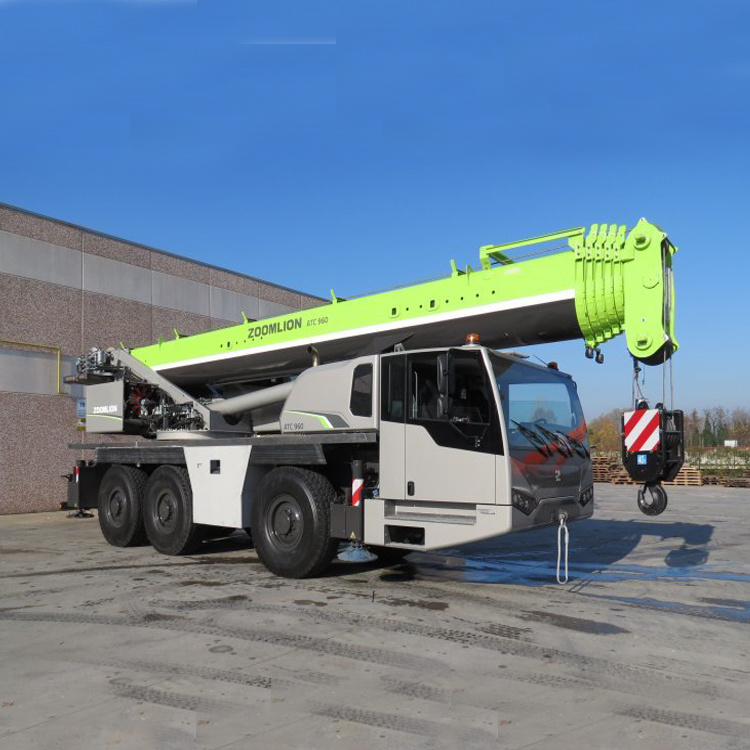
0, 204, 323, 514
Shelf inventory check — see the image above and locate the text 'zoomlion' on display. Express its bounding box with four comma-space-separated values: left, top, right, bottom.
248, 318, 303, 341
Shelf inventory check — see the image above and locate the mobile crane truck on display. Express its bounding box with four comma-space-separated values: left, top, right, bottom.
66, 219, 682, 579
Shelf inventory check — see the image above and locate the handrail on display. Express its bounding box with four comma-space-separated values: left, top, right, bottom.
480, 227, 585, 269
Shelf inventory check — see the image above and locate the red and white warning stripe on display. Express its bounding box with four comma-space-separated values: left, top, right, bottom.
623, 409, 661, 453
351, 478, 364, 507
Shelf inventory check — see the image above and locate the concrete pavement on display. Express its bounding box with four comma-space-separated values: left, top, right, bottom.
1, 485, 749, 749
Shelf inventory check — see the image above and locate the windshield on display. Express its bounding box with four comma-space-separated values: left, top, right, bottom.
490, 355, 587, 453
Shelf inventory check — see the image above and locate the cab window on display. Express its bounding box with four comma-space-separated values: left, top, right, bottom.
406, 350, 502, 454
350, 364, 373, 417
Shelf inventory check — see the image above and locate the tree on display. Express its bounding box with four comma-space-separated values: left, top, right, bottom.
685, 408, 700, 449
730, 408, 750, 446
715, 407, 730, 445
702, 411, 716, 447
588, 409, 623, 452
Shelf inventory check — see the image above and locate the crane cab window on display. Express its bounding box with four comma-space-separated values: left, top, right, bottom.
350, 363, 373, 417
405, 350, 502, 454
447, 354, 491, 425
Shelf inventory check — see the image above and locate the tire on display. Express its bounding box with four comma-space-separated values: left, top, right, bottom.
252, 467, 337, 578
97, 465, 148, 547
637, 483, 668, 516
143, 465, 203, 555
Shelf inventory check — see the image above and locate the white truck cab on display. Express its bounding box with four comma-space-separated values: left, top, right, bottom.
273, 344, 594, 553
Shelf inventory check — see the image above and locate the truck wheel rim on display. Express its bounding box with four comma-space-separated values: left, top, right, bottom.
155, 490, 178, 532
267, 494, 303, 551
107, 489, 125, 526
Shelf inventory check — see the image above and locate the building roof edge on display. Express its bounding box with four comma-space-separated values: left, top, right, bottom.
0, 201, 327, 303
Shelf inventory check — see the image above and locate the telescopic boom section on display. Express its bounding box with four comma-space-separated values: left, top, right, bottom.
131, 218, 677, 387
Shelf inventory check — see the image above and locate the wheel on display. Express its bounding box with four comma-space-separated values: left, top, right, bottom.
143, 465, 203, 555
637, 483, 668, 516
252, 467, 337, 578
97, 465, 148, 547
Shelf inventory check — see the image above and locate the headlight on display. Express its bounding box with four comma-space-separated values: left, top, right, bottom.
579, 485, 594, 506
512, 489, 539, 516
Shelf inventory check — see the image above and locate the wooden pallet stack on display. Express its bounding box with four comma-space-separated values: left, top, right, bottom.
591, 454, 621, 483
591, 454, 704, 487
701, 472, 750, 487
663, 466, 703, 487
591, 454, 637, 485
610, 468, 636, 485
721, 473, 750, 488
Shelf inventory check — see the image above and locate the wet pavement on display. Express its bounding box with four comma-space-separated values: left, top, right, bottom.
1, 484, 749, 749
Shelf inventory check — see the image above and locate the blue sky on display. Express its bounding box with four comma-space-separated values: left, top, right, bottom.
1, 0, 748, 417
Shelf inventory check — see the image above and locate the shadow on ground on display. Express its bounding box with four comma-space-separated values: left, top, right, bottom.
191, 517, 717, 587
406, 517, 718, 586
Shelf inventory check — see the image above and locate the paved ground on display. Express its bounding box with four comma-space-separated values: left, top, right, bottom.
1, 484, 749, 749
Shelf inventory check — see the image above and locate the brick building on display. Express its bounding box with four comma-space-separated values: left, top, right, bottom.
0, 204, 323, 514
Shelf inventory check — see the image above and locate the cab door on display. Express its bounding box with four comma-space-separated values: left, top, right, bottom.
404, 350, 499, 504
378, 353, 406, 500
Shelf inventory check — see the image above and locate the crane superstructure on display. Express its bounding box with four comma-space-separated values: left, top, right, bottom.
67, 218, 682, 578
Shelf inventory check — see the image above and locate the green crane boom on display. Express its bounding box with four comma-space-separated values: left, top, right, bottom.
131, 218, 677, 388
